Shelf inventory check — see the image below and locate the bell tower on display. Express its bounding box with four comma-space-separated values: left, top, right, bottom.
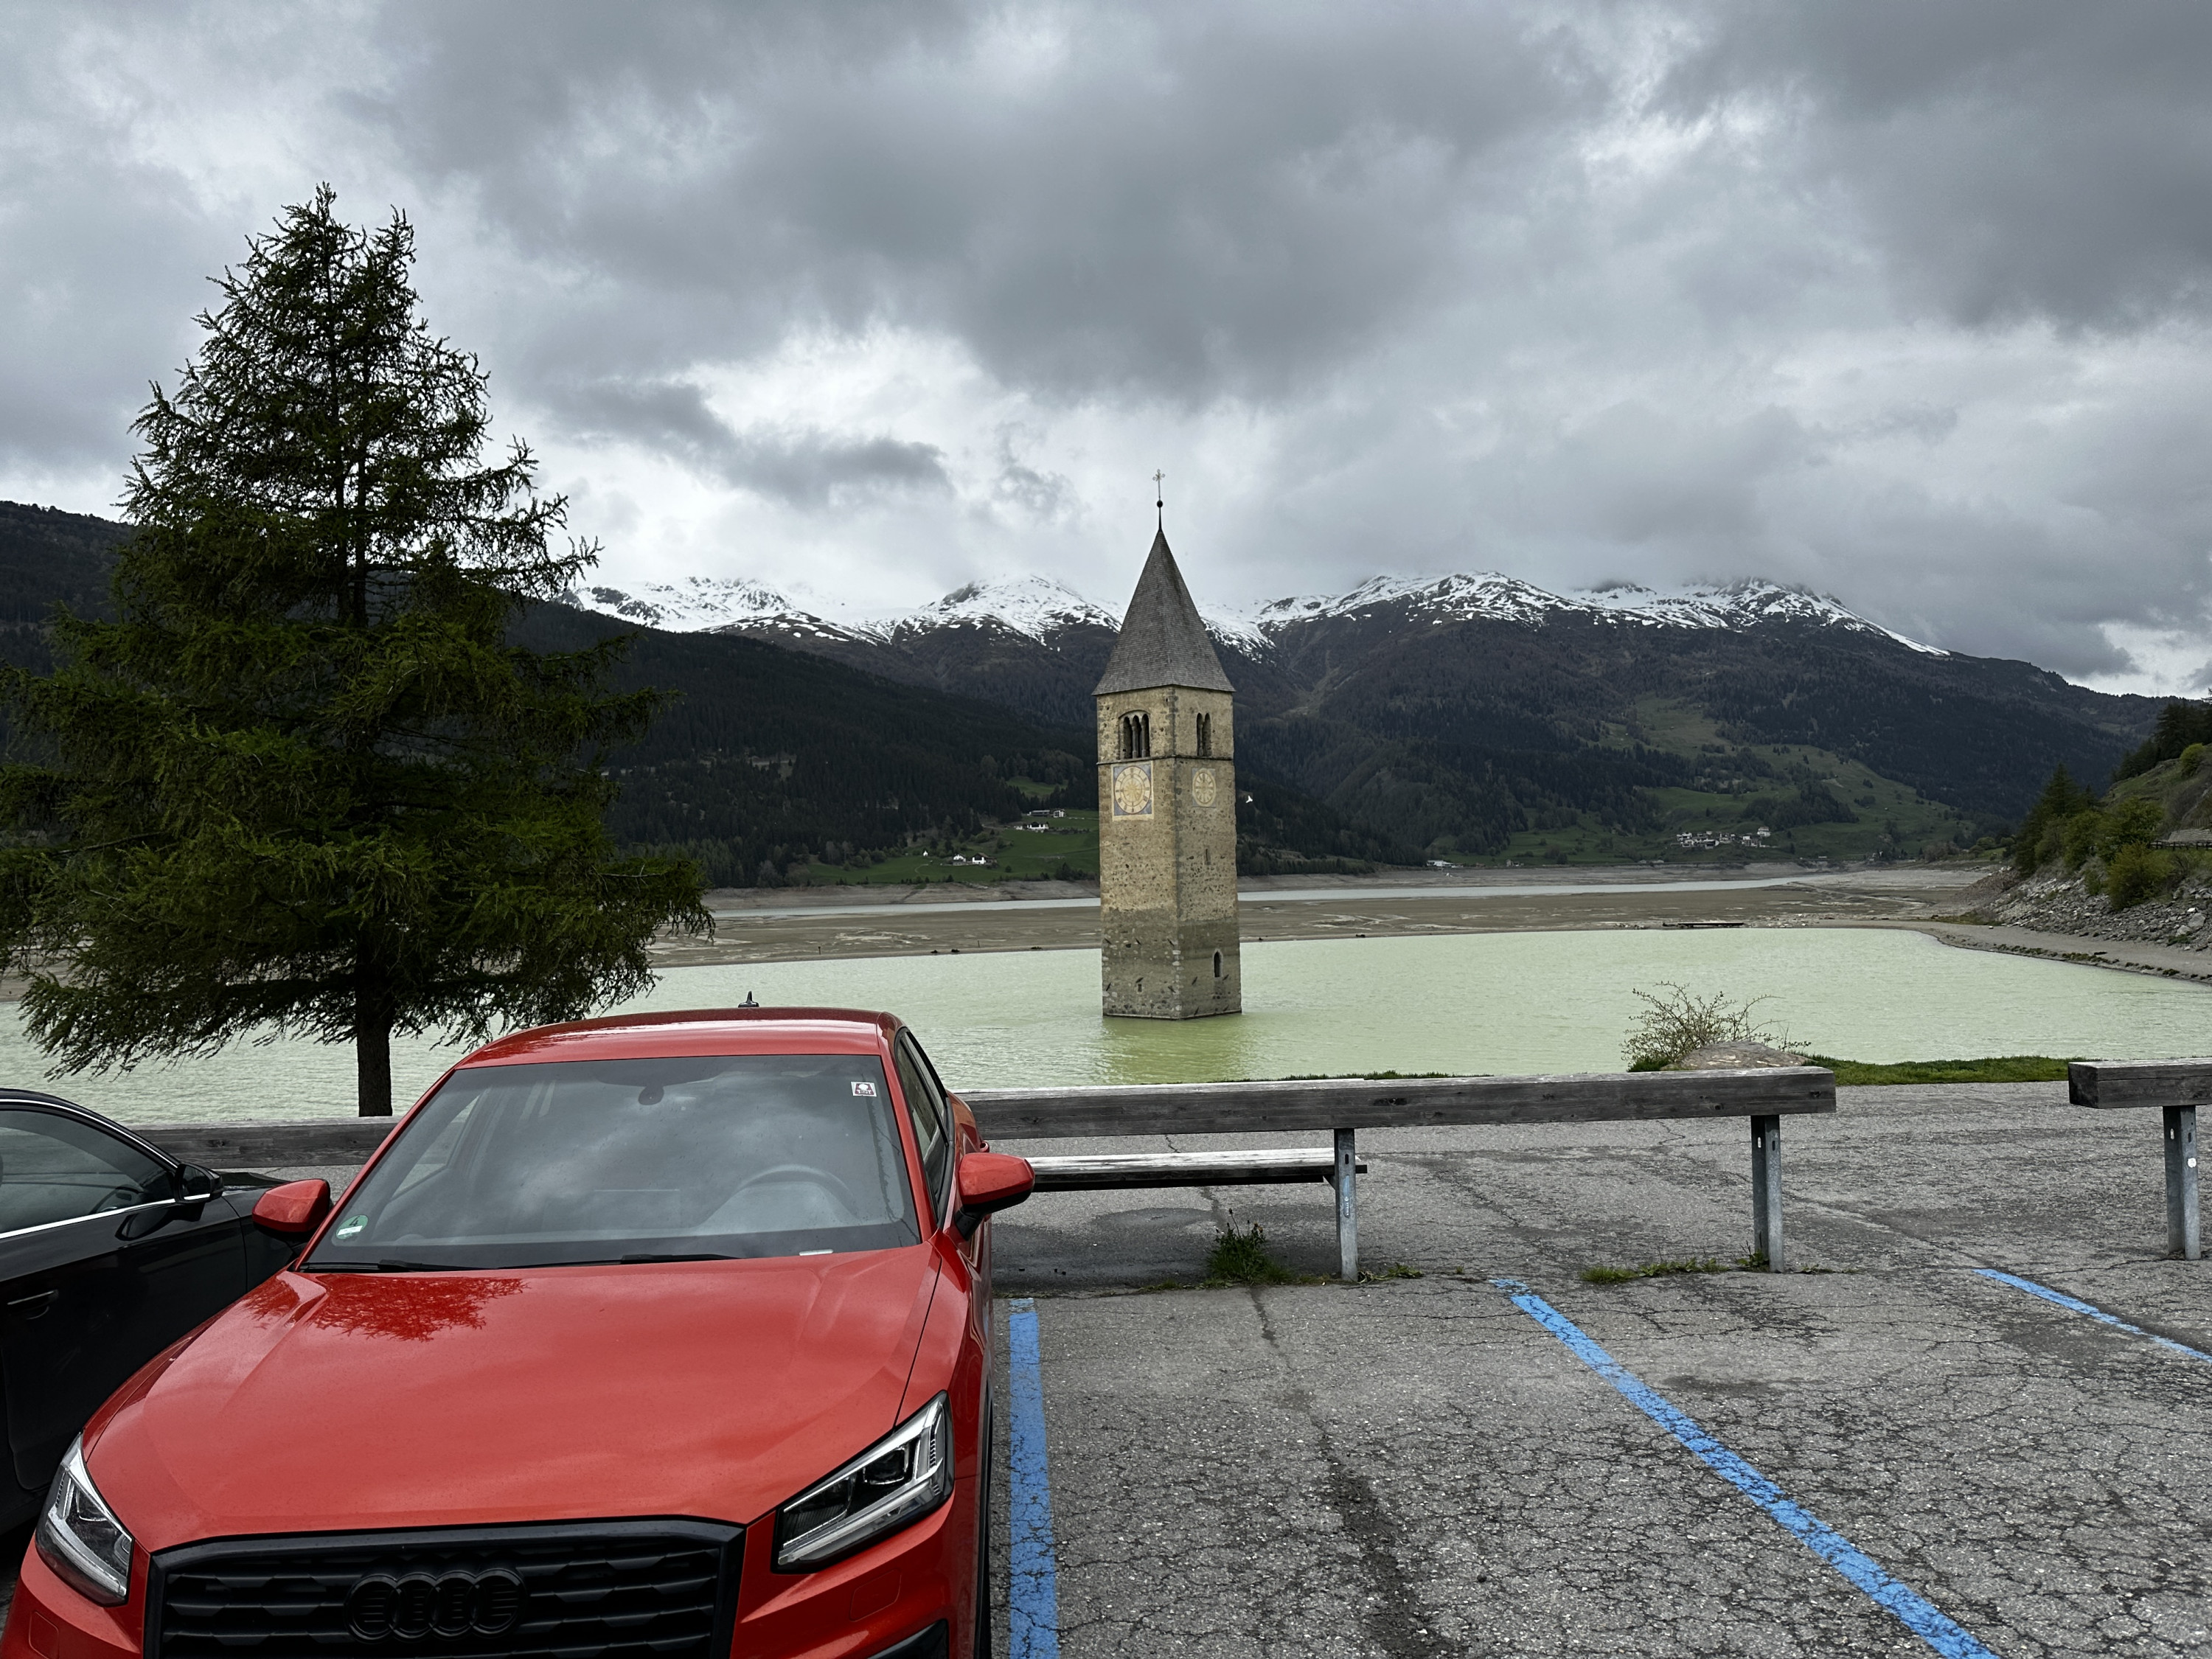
1095, 524, 1239, 1019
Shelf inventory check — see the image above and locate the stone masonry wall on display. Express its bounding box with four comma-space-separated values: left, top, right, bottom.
1096, 685, 1240, 1018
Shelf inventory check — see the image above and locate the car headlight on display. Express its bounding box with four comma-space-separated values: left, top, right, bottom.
36, 1438, 134, 1605
773, 1394, 953, 1571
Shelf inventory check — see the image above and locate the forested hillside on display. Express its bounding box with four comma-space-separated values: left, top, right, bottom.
0, 500, 130, 669
7, 498, 2167, 872
1240, 608, 2159, 858
0, 502, 1389, 883
684, 576, 2164, 863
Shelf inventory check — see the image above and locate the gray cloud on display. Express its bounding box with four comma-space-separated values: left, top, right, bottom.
347, 2, 1601, 401
4, 1, 2212, 689
565, 379, 948, 507
0, 26, 233, 484
1665, 2, 2212, 330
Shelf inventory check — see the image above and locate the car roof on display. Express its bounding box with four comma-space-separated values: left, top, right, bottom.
458, 1007, 906, 1068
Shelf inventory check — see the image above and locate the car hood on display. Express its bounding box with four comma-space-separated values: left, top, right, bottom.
91, 1250, 941, 1551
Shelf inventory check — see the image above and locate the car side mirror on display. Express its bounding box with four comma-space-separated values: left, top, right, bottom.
116, 1163, 226, 1240
953, 1152, 1034, 1239
176, 1164, 223, 1204
252, 1179, 333, 1239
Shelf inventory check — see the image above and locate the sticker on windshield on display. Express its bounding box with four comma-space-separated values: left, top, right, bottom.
334, 1215, 368, 1239
851, 1080, 877, 1096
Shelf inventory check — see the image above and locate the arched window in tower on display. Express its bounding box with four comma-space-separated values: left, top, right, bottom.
1195, 712, 1212, 757
1119, 711, 1151, 759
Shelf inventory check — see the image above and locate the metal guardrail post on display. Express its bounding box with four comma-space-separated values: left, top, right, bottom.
2165, 1105, 2201, 1262
1750, 1115, 1784, 1271
2068, 1060, 2211, 1261
1333, 1127, 1358, 1282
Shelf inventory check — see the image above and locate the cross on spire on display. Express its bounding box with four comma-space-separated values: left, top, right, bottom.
1152, 469, 1165, 529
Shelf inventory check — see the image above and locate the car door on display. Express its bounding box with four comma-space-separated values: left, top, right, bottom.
0, 1107, 247, 1490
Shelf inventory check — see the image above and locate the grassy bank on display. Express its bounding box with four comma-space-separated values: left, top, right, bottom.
1283, 1057, 2075, 1086
1804, 1054, 2074, 1085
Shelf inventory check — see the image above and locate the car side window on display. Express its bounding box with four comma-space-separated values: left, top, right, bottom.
0, 1109, 172, 1235
893, 1037, 953, 1215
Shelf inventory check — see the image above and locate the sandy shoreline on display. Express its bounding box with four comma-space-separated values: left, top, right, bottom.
649, 862, 1978, 965
643, 862, 2212, 989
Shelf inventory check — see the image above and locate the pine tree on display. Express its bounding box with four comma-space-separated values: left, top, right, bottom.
0, 188, 708, 1113
2010, 763, 2095, 874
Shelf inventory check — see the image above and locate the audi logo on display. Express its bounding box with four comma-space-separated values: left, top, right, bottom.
344, 1568, 525, 1642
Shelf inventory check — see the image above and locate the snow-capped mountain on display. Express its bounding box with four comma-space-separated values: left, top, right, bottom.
563, 563, 1964, 743
566, 577, 796, 631
566, 577, 878, 647
1229, 574, 1942, 655
877, 576, 1119, 643
544, 554, 2149, 838
570, 568, 1935, 655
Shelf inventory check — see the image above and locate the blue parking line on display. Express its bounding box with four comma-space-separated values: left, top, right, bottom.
1005, 1298, 1060, 1659
1976, 1269, 2212, 1364
1492, 1279, 1998, 1659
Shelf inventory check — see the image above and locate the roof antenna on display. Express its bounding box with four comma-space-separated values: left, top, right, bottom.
1152, 470, 1165, 532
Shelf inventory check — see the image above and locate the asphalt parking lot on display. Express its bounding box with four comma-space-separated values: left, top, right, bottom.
7, 1083, 2202, 1655
984, 1084, 2212, 1658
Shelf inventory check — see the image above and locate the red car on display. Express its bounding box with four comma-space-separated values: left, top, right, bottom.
7, 1008, 1036, 1659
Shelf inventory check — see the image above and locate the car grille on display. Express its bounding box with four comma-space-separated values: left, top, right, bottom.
147, 1520, 742, 1659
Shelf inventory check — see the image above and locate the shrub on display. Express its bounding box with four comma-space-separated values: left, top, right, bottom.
1622, 984, 1798, 1071
2062, 809, 2107, 871
2107, 843, 2176, 911
2104, 796, 2166, 853
2183, 742, 2208, 777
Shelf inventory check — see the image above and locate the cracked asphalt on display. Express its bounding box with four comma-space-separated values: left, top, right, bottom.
986, 1084, 2212, 1657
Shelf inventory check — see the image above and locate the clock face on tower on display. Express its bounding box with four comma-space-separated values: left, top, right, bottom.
1110, 761, 1155, 817
1190, 767, 1218, 807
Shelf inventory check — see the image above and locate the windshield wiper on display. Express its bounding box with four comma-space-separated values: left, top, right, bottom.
305, 1259, 471, 1274
616, 1251, 737, 1264
370, 1258, 473, 1272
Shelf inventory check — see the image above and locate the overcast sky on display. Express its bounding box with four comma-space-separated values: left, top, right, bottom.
5, 2, 2212, 691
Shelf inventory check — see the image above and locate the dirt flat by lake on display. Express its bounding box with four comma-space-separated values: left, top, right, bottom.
647, 863, 1990, 969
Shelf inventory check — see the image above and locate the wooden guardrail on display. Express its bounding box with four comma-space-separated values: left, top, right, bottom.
125, 1062, 2212, 1273
962, 1068, 1837, 1277
135, 1118, 402, 1168
126, 1068, 1838, 1280
2069, 1059, 2211, 1260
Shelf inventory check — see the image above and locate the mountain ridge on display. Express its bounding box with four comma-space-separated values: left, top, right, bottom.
0, 500, 2168, 866
567, 568, 1946, 658
571, 560, 2164, 858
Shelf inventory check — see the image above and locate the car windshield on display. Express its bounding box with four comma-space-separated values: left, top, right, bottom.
305, 1054, 919, 1271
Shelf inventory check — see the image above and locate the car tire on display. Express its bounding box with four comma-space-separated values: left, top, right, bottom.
973, 1391, 993, 1659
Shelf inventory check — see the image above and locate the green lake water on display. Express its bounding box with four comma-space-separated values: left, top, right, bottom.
13, 928, 2210, 1126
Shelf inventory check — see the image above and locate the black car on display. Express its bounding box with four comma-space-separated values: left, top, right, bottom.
0, 1090, 296, 1528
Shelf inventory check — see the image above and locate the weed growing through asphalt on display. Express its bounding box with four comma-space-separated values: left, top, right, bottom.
1581, 1257, 1731, 1284
1360, 1262, 1424, 1281
1204, 1224, 1305, 1286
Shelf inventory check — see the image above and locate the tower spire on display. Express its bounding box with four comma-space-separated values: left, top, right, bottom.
1152, 469, 1164, 531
